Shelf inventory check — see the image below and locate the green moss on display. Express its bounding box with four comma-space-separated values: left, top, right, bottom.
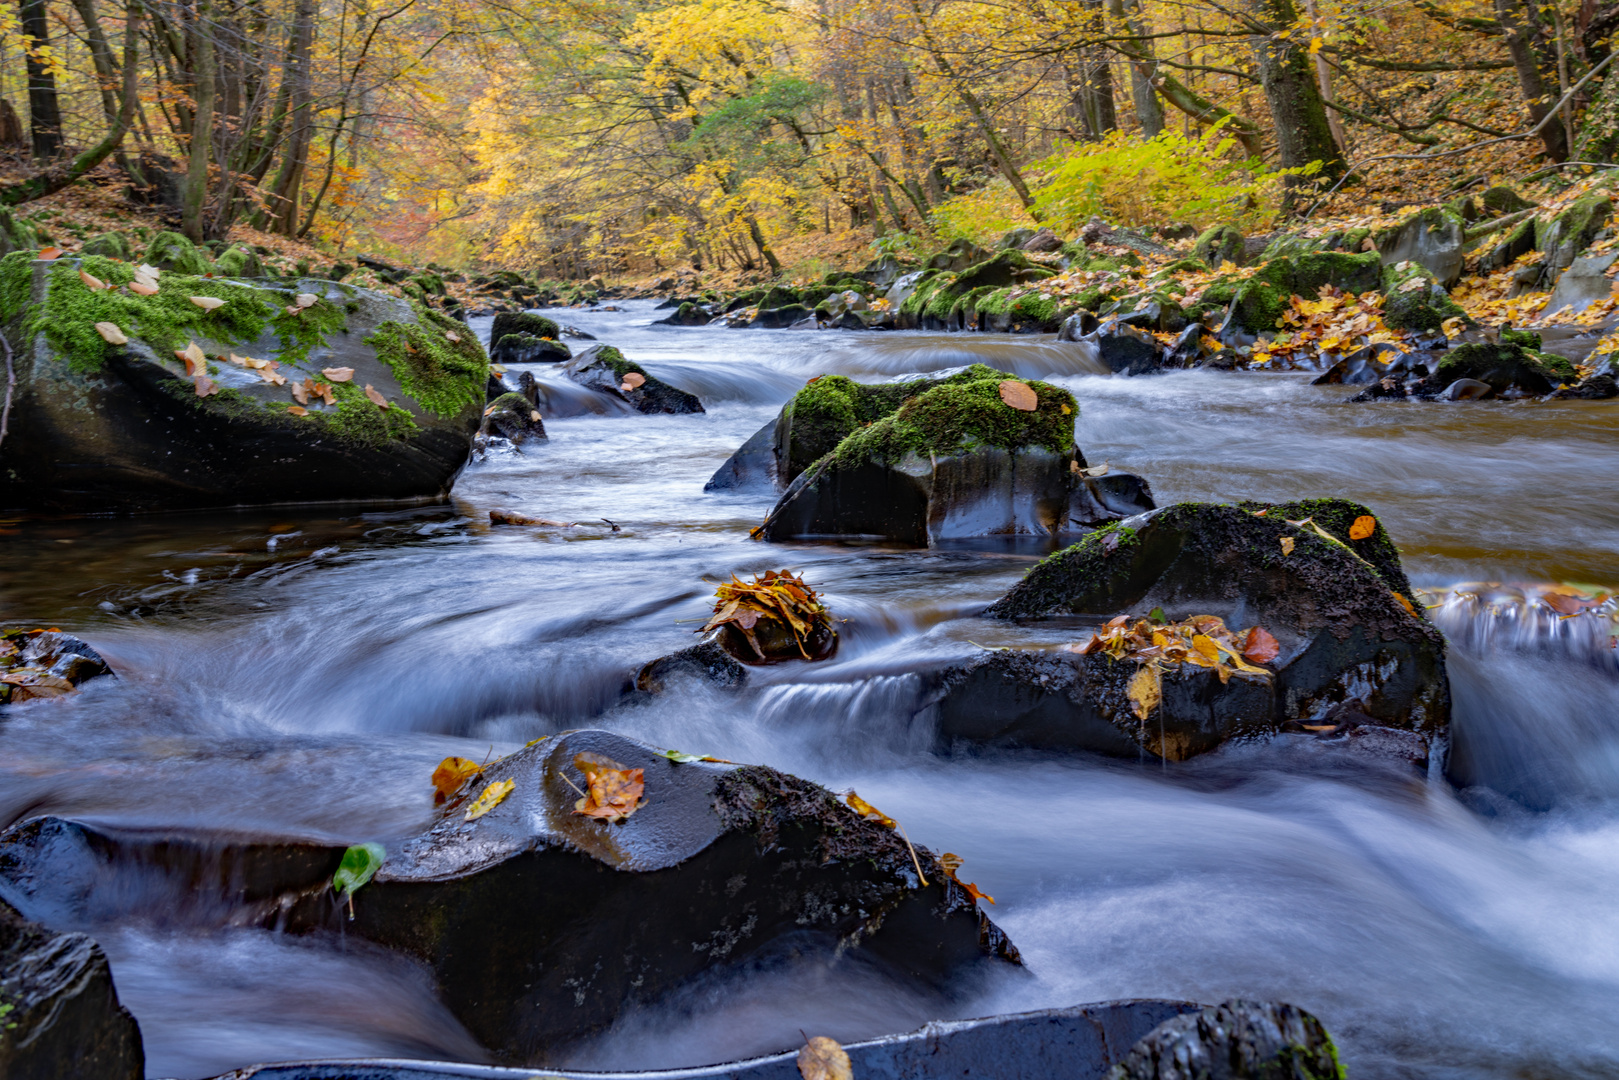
1434, 342, 1564, 392
1232, 252, 1381, 333
214, 244, 264, 277
1501, 327, 1541, 350
900, 272, 950, 318
143, 231, 212, 275
1535, 190, 1612, 257
830, 372, 1075, 468
1532, 350, 1578, 383
364, 303, 488, 418
579, 344, 643, 379
80, 232, 132, 260
1380, 262, 1466, 333
411, 272, 446, 296
1236, 497, 1417, 604
322, 380, 422, 445
1193, 225, 1243, 267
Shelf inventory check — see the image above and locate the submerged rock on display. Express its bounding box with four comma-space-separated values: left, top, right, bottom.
1107, 1000, 1342, 1080
563, 345, 704, 414
0, 628, 113, 704
0, 255, 488, 512
755, 372, 1151, 544
928, 501, 1448, 761
0, 897, 145, 1080
635, 639, 748, 693
346, 729, 1018, 1062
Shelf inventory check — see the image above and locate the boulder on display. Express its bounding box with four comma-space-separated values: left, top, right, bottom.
1311, 343, 1421, 385
0, 255, 488, 512
1057, 310, 1101, 341
346, 729, 1019, 1063
1379, 260, 1467, 334
0, 897, 145, 1080
1476, 216, 1537, 273
928, 238, 991, 271
474, 392, 547, 453
489, 311, 560, 343
949, 500, 1448, 761
491, 332, 571, 364
757, 372, 1153, 544
1091, 319, 1171, 375
1106, 1000, 1342, 1080
79, 232, 133, 260
141, 230, 211, 274
898, 252, 1055, 330
634, 639, 748, 693
1, 628, 113, 704
1223, 253, 1381, 338
212, 243, 264, 278
703, 418, 778, 491
1480, 186, 1536, 215
1544, 252, 1619, 314
1418, 343, 1571, 397
1375, 206, 1466, 287
746, 304, 813, 329
1022, 227, 1063, 253
656, 301, 712, 326
562, 345, 704, 414
1193, 224, 1245, 268
1535, 190, 1613, 284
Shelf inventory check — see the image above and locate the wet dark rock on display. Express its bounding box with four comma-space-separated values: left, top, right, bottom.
829, 310, 867, 330
1092, 320, 1169, 376
0, 265, 485, 513
1552, 372, 1619, 399
738, 304, 810, 329
345, 729, 1019, 1063
0, 897, 144, 1080
1311, 343, 1415, 385
958, 500, 1447, 761
1107, 1000, 1342, 1080
928, 238, 991, 272
1440, 377, 1494, 401
0, 629, 114, 705
559, 324, 596, 340
563, 345, 704, 414
656, 301, 713, 326
215, 999, 1204, 1080
1349, 377, 1410, 402
704, 418, 779, 491
1077, 218, 1174, 258
635, 639, 748, 693
1417, 343, 1567, 398
1164, 324, 1206, 368
1057, 310, 1101, 341
1070, 471, 1157, 527
490, 332, 570, 364
473, 392, 547, 454
715, 612, 837, 665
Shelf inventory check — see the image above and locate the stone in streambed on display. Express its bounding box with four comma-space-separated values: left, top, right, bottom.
346, 729, 1019, 1063
473, 392, 547, 455
634, 639, 748, 693
0, 255, 488, 512
490, 332, 570, 364
1107, 1000, 1343, 1080
925, 500, 1448, 762
703, 418, 778, 491
0, 628, 113, 704
0, 896, 145, 1080
563, 345, 703, 414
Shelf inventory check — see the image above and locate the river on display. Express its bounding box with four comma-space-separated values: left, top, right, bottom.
3, 301, 1619, 1079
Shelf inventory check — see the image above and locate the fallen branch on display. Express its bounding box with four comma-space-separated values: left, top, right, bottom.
1462, 206, 1539, 244
490, 509, 579, 526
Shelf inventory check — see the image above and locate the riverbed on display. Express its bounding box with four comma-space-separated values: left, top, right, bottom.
3, 301, 1618, 1079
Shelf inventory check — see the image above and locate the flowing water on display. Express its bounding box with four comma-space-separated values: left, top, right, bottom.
3, 302, 1619, 1079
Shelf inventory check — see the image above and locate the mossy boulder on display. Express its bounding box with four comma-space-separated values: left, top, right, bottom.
0, 208, 39, 255
1535, 190, 1613, 280
0, 254, 488, 512
1380, 261, 1467, 334
212, 243, 264, 278
141, 230, 212, 275
490, 311, 559, 342
79, 232, 133, 260
1193, 225, 1245, 267
1227, 252, 1381, 336
1480, 186, 1536, 216
474, 391, 547, 453
562, 344, 703, 414
897, 252, 1055, 330
656, 300, 712, 326
928, 238, 991, 271
1425, 342, 1568, 397
490, 332, 570, 364
1108, 1001, 1343, 1080
1477, 215, 1537, 273
953, 501, 1449, 762
756, 372, 1150, 544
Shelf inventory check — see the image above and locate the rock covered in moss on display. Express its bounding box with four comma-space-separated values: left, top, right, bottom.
1422, 342, 1570, 398
141, 230, 212, 275
744, 302, 814, 328
757, 373, 1152, 544
212, 243, 264, 278
1089, 318, 1174, 375
0, 897, 145, 1080
1194, 224, 1245, 267
963, 500, 1447, 760
344, 729, 1019, 1063
0, 628, 113, 705
79, 232, 133, 260
490, 311, 559, 343
1223, 252, 1381, 338
897, 251, 1056, 330
656, 300, 712, 326
1380, 260, 1467, 334
1374, 206, 1466, 287
0, 254, 488, 512
490, 332, 570, 364
1106, 1000, 1343, 1080
0, 208, 40, 255
563, 344, 703, 414
1535, 189, 1613, 283
474, 391, 547, 454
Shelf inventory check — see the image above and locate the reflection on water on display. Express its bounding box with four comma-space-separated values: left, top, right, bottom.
3, 301, 1619, 1078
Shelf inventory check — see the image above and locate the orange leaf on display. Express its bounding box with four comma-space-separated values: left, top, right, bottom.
321, 367, 355, 382
1348, 515, 1376, 540
291, 380, 309, 405
431, 756, 482, 803
79, 269, 107, 291
1543, 591, 1597, 616
619, 371, 646, 393
364, 384, 389, 409
998, 379, 1038, 411
36, 246, 61, 261
1242, 626, 1280, 664
287, 405, 309, 416
193, 374, 218, 397
571, 752, 645, 823
128, 279, 159, 296
1392, 591, 1417, 617
845, 790, 896, 828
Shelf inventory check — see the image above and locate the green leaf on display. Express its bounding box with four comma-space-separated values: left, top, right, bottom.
1149, 607, 1167, 624
659, 749, 703, 764
333, 842, 386, 898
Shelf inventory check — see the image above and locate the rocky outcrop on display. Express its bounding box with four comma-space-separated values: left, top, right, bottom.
0, 897, 145, 1080
930, 500, 1448, 762
1535, 189, 1612, 285
562, 345, 704, 414
704, 419, 778, 491
1544, 252, 1619, 314
756, 372, 1153, 544
1, 628, 113, 704
0, 254, 487, 512
1375, 206, 1466, 287
1194, 224, 1245, 267
347, 730, 1019, 1063
635, 640, 748, 693
142, 230, 212, 275
1107, 1000, 1343, 1080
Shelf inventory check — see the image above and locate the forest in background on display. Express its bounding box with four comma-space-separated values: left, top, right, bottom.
2, 0, 1619, 278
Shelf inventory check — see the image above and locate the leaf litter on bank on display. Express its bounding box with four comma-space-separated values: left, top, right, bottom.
1070, 613, 1280, 720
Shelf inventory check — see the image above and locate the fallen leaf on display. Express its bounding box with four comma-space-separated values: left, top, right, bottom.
1128, 664, 1161, 720
1543, 591, 1598, 616
333, 842, 385, 898
284, 305, 303, 316
258, 366, 287, 385
1242, 626, 1280, 663
94, 322, 128, 345
659, 749, 705, 763
287, 405, 308, 416
797, 1036, 852, 1080
36, 246, 61, 260
135, 263, 160, 278
571, 752, 645, 822
1392, 591, 1418, 617
530, 410, 543, 422
314, 382, 336, 406
937, 852, 995, 905
845, 790, 896, 828
128, 279, 159, 296
189, 296, 225, 311
431, 756, 482, 802
291, 381, 309, 405
176, 340, 207, 376
998, 379, 1038, 411
79, 269, 106, 291
465, 778, 515, 820
446, 330, 461, 343
364, 384, 389, 409
619, 371, 647, 393
1280, 536, 1295, 556
321, 367, 355, 382
193, 374, 218, 397
1348, 515, 1377, 541
295, 292, 319, 309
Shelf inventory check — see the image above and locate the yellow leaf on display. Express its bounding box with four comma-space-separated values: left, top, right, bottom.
464, 778, 515, 820
431, 756, 482, 801
845, 790, 896, 828
1191, 634, 1221, 665
1128, 664, 1161, 720
797, 1036, 853, 1080
1281, 536, 1295, 555
1309, 36, 1323, 52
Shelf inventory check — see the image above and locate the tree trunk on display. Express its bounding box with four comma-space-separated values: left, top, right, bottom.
1496, 0, 1570, 158
265, 0, 316, 235
20, 0, 63, 158
1119, 0, 1165, 135
182, 0, 216, 241
1243, 0, 1347, 179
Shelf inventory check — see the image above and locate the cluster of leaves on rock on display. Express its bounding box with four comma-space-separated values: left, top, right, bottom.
701, 569, 831, 660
